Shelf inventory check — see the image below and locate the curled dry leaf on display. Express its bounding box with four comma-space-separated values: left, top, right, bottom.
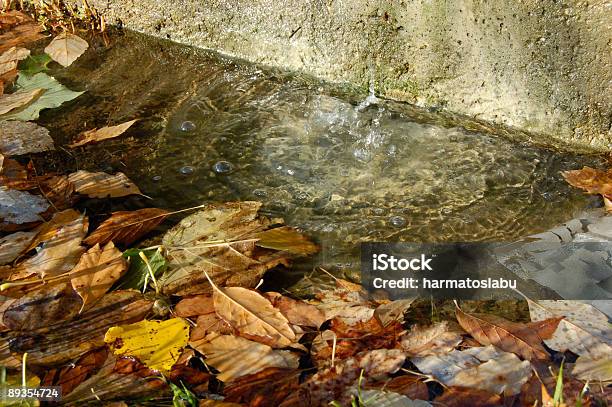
400, 321, 463, 357
0, 87, 44, 116
68, 119, 138, 148
104, 318, 190, 372
83, 208, 169, 247
0, 46, 30, 76
67, 170, 142, 198
70, 242, 128, 312
44, 32, 89, 67
0, 120, 54, 156
455, 303, 562, 360
412, 345, 532, 396
195, 334, 299, 382
213, 286, 297, 348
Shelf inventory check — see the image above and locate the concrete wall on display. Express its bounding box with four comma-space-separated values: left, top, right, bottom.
83, 0, 610, 151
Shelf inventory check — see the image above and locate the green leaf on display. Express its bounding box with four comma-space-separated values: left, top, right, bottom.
0, 73, 84, 121
118, 248, 167, 290
18, 54, 53, 77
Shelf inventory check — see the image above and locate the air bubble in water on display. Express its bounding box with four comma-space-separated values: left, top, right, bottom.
253, 189, 267, 197
179, 166, 195, 175
389, 216, 407, 228
152, 175, 162, 182
213, 161, 233, 174
180, 121, 196, 132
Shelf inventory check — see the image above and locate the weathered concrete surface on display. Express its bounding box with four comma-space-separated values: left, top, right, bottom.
84, 0, 610, 151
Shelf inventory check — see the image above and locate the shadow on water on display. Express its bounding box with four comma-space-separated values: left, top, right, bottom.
33, 30, 603, 276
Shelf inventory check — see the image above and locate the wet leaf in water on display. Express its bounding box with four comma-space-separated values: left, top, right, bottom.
455, 303, 561, 360
68, 119, 138, 147
70, 242, 128, 312
0, 46, 30, 76
0, 187, 49, 231
194, 334, 299, 382
8, 211, 87, 280
400, 321, 463, 357
83, 207, 169, 247
0, 230, 36, 265
104, 317, 190, 372
412, 345, 531, 396
433, 387, 502, 407
7, 290, 152, 366
67, 170, 142, 198
315, 285, 375, 325
0, 87, 44, 116
118, 247, 166, 290
18, 53, 53, 77
527, 299, 612, 359
44, 32, 89, 68
572, 355, 612, 382
213, 286, 297, 348
0, 120, 54, 156
0, 11, 44, 54
2, 73, 83, 121
365, 375, 429, 401
252, 225, 319, 255
562, 167, 612, 209
223, 368, 301, 407
358, 390, 432, 407
374, 298, 416, 326
264, 291, 326, 328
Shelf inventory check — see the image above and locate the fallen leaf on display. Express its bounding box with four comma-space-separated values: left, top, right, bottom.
0, 186, 49, 231
572, 355, 612, 382
175, 294, 215, 318
365, 375, 429, 401
68, 119, 138, 147
264, 291, 326, 328
400, 321, 463, 357
9, 212, 87, 279
527, 300, 612, 359
374, 298, 415, 326
1, 73, 84, 121
0, 157, 37, 189
0, 87, 44, 115
23, 209, 82, 254
70, 242, 128, 312
195, 334, 299, 382
563, 167, 612, 196
252, 226, 319, 255
0, 230, 36, 265
455, 303, 561, 360
412, 345, 531, 396
18, 53, 53, 77
434, 387, 502, 407
223, 367, 301, 407
358, 390, 431, 407
315, 287, 375, 325
212, 286, 297, 348
0, 12, 44, 55
0, 120, 54, 156
83, 208, 169, 247
67, 170, 142, 198
0, 46, 30, 76
117, 247, 166, 290
104, 317, 190, 372
37, 174, 76, 210
44, 32, 89, 67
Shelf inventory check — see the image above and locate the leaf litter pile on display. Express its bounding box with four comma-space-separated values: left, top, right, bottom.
0, 7, 611, 407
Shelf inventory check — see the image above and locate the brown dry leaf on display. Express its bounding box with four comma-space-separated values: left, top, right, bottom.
5, 290, 153, 366
412, 345, 531, 396
0, 46, 29, 76
70, 242, 128, 312
224, 367, 301, 407
0, 230, 36, 265
0, 120, 55, 156
177, 295, 232, 343
212, 286, 297, 348
374, 298, 415, 326
195, 334, 299, 382
9, 211, 87, 280
23, 209, 81, 254
175, 294, 214, 318
67, 170, 142, 198
264, 291, 326, 328
44, 32, 89, 67
400, 321, 463, 357
434, 387, 502, 407
38, 175, 77, 210
0, 157, 36, 189
83, 208, 169, 247
365, 375, 429, 401
0, 12, 45, 54
315, 286, 376, 325
0, 87, 44, 116
252, 225, 319, 255
160, 201, 315, 296
68, 119, 138, 148
455, 303, 562, 360
563, 167, 612, 196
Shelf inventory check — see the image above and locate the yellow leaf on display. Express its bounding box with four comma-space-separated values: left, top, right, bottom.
68, 119, 138, 148
104, 318, 190, 372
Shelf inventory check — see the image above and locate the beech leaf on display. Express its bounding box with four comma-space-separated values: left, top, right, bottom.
252, 226, 319, 255
68, 119, 138, 148
44, 32, 89, 67
67, 170, 142, 198
83, 208, 169, 247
